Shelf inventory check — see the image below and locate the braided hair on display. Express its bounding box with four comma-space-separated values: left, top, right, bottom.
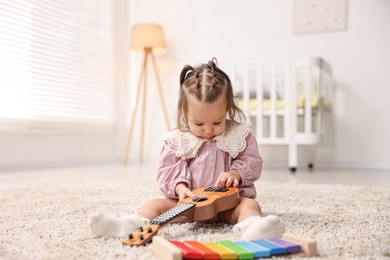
177, 58, 245, 130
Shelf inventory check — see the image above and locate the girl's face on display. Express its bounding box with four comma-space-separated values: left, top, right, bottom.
187, 95, 227, 139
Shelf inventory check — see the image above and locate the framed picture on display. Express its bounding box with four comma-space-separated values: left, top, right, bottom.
293, 0, 347, 34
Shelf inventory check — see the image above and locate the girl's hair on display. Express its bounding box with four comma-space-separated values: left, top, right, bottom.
177, 58, 245, 130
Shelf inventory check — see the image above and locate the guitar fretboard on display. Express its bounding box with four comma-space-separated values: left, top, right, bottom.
150, 203, 195, 225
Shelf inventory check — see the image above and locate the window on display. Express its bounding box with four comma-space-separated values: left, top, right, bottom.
0, 0, 126, 134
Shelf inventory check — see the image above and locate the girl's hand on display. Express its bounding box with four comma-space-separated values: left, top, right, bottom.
175, 182, 195, 201
214, 170, 241, 187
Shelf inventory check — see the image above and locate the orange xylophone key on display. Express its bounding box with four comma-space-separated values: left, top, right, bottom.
183, 241, 220, 259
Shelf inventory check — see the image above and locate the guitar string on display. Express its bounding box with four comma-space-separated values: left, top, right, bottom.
127, 186, 233, 242
137, 187, 222, 238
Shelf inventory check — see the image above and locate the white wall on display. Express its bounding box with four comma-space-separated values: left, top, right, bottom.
127, 0, 390, 170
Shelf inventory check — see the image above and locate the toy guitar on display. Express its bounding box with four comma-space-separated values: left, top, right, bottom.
122, 186, 239, 246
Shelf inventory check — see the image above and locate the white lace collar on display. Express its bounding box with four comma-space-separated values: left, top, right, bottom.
162, 120, 250, 160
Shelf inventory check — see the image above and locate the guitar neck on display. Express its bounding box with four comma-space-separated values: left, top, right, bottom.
150, 203, 196, 225
122, 203, 196, 246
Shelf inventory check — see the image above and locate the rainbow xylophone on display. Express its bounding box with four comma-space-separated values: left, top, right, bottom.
152, 233, 318, 260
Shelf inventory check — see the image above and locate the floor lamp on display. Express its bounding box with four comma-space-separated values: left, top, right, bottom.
124, 24, 171, 165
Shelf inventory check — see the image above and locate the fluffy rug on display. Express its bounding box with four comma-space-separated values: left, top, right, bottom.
1, 177, 389, 260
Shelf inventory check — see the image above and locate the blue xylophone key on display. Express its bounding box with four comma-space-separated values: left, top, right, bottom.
266, 238, 302, 253
234, 241, 271, 258
251, 239, 286, 255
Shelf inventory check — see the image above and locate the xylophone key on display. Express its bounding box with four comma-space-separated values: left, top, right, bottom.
233, 241, 271, 258
202, 242, 237, 260
251, 239, 286, 255
217, 241, 254, 260
266, 238, 302, 253
169, 241, 203, 260
183, 241, 220, 260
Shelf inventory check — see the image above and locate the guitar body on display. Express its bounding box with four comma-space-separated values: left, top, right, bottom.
179, 186, 240, 221
123, 186, 240, 246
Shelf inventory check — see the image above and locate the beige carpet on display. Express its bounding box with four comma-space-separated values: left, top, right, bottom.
1, 177, 389, 260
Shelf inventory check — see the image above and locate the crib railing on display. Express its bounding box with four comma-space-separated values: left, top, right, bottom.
231, 57, 332, 172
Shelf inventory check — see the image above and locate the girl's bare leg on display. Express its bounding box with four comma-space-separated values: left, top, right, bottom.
220, 197, 285, 240
138, 197, 178, 220
219, 197, 262, 224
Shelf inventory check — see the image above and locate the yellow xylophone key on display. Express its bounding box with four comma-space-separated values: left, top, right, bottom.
201, 242, 237, 260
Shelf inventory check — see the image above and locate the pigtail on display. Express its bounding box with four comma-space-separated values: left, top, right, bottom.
179, 65, 194, 86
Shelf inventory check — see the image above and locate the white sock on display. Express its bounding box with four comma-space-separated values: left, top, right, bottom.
88, 212, 149, 238
233, 215, 285, 240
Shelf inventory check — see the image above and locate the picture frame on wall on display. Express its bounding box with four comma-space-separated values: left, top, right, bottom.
293, 0, 347, 34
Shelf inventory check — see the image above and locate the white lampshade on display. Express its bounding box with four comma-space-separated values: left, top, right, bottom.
130, 24, 166, 53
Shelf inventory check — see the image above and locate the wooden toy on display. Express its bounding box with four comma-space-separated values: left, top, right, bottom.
123, 186, 239, 246
152, 233, 318, 260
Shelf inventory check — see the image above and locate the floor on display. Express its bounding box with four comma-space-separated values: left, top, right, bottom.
0, 164, 389, 190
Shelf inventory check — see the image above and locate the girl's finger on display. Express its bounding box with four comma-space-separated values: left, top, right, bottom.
186, 190, 196, 198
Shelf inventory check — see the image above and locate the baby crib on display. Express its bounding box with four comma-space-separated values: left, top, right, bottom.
230, 57, 332, 172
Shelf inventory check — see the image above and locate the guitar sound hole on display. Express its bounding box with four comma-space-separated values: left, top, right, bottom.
193, 197, 207, 202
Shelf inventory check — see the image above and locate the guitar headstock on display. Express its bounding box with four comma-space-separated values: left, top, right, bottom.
122, 224, 160, 246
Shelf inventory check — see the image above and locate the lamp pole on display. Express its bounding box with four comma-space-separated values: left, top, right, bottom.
124, 47, 171, 165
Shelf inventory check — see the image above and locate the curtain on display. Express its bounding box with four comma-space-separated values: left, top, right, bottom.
0, 0, 125, 134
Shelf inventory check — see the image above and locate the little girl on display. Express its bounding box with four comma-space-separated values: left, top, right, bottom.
89, 58, 285, 240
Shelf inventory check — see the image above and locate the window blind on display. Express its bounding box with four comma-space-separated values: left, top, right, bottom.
0, 0, 123, 134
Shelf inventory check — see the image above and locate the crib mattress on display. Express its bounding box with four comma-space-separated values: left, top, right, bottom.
237, 93, 321, 111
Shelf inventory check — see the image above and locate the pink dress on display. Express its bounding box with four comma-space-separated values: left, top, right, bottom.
157, 121, 263, 199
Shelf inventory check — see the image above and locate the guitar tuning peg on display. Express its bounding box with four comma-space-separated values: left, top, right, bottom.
147, 227, 152, 233
128, 233, 133, 239
138, 227, 143, 232
138, 234, 144, 240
